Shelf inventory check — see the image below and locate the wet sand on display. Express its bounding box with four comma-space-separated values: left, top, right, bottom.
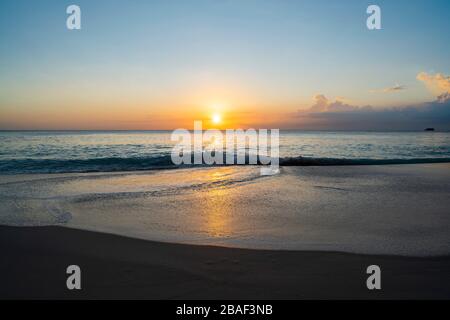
1, 225, 450, 299
1, 164, 450, 255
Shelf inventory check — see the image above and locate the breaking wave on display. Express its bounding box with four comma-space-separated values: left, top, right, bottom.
1, 154, 450, 174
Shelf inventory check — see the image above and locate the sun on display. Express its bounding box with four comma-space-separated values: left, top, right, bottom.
212, 113, 222, 124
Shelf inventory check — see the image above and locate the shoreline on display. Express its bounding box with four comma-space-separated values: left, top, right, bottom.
1, 225, 450, 299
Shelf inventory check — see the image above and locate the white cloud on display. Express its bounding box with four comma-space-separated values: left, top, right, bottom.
417, 72, 450, 95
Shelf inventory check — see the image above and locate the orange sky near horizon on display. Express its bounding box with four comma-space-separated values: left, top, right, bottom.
1, 1, 449, 131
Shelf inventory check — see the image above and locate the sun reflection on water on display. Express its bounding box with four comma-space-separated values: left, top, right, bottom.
195, 169, 240, 238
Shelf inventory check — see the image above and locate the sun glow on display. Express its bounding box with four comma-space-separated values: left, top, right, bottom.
212, 113, 222, 124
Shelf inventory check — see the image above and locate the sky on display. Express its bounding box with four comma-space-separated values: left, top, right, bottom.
0, 0, 449, 130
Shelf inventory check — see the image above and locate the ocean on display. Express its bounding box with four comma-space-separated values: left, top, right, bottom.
1, 130, 450, 174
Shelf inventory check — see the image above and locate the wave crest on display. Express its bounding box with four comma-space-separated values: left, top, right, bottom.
1, 154, 450, 174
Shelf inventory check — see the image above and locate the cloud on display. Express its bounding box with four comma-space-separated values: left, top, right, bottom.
384, 84, 406, 92
308, 95, 370, 113
289, 72, 450, 130
417, 72, 450, 95
295, 94, 450, 131
437, 92, 450, 103
370, 84, 406, 93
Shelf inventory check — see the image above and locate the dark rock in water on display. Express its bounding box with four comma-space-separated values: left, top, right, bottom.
424, 128, 435, 131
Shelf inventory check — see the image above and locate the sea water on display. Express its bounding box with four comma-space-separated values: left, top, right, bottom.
0, 130, 449, 173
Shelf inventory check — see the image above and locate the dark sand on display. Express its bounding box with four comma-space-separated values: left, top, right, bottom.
1, 225, 449, 299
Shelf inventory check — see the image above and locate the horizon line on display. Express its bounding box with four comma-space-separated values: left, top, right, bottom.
0, 129, 447, 133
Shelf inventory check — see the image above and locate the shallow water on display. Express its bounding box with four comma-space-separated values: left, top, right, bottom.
1, 164, 449, 256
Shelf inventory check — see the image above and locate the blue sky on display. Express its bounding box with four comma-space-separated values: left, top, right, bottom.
0, 0, 449, 129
